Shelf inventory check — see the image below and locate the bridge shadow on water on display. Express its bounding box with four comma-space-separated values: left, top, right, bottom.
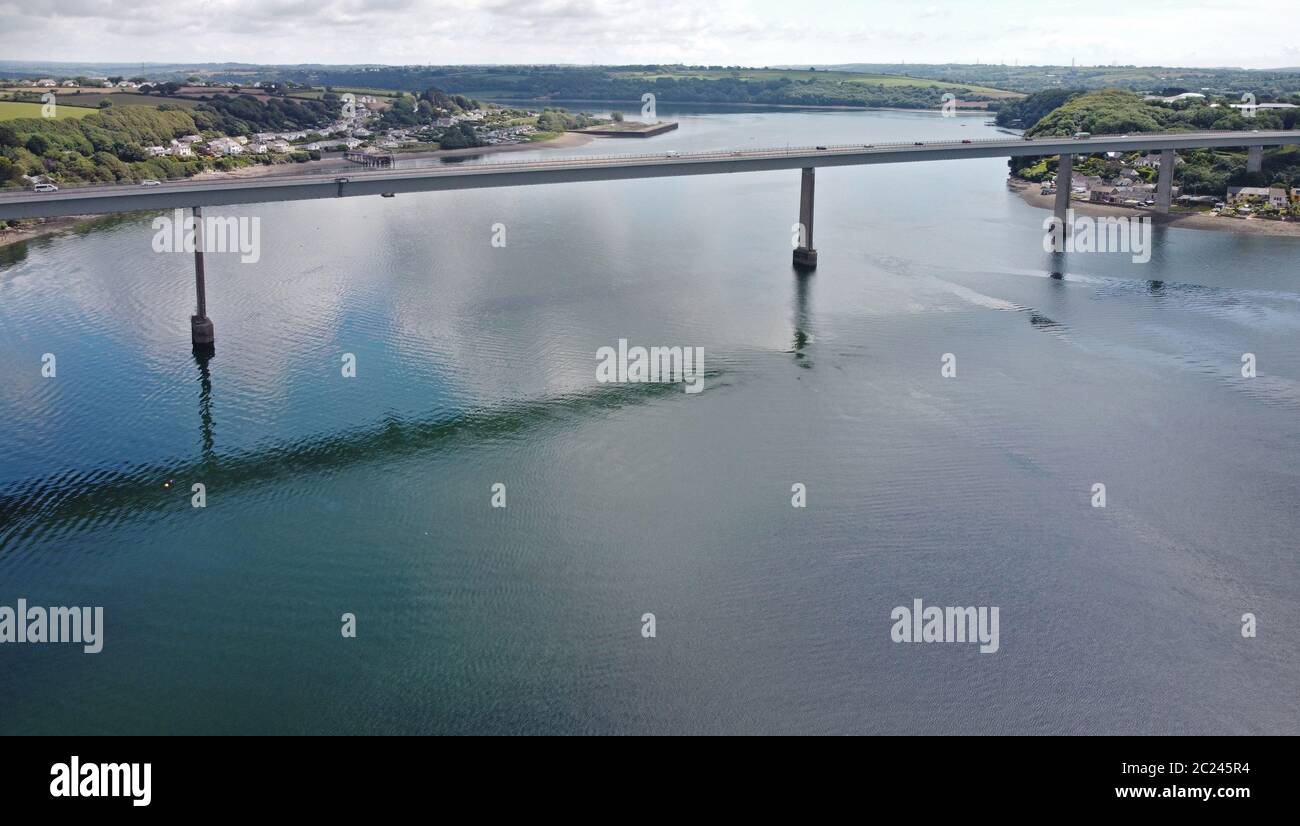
0, 350, 730, 553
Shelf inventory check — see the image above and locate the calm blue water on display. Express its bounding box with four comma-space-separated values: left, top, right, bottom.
1, 107, 1298, 734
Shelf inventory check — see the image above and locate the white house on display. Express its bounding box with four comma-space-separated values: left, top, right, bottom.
1143, 92, 1205, 103
1226, 186, 1287, 207
207, 137, 244, 156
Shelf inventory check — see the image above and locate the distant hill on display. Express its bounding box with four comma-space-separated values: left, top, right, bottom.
805, 63, 1300, 97
0, 62, 1022, 111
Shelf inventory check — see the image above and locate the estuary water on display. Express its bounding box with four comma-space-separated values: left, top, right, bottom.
1, 106, 1298, 734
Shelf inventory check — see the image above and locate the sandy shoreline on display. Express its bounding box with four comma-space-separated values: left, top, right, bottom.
1, 132, 596, 248
0, 214, 99, 249
1009, 178, 1300, 238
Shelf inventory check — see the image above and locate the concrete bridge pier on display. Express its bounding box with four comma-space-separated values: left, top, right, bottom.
1156, 149, 1176, 213
793, 167, 818, 270
190, 206, 215, 351
1247, 145, 1263, 173
1053, 153, 1073, 229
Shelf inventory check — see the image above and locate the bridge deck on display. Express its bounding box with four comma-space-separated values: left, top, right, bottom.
2, 130, 1298, 220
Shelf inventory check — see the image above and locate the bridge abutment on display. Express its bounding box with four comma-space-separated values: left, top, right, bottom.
793, 167, 817, 270
190, 206, 215, 352
1247, 145, 1263, 173
1156, 149, 1175, 213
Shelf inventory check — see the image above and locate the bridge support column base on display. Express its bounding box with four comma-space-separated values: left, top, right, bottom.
793, 248, 818, 269
191, 315, 214, 349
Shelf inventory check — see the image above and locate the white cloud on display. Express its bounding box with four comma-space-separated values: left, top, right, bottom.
0, 0, 1297, 67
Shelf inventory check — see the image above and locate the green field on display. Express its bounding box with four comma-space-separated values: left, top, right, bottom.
0, 100, 97, 121
55, 92, 201, 110
319, 86, 403, 98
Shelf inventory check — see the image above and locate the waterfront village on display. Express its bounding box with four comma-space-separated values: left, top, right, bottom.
1036, 151, 1300, 221
1, 74, 620, 187
127, 92, 540, 161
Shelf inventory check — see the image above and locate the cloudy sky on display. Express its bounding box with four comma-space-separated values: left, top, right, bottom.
2, 0, 1299, 68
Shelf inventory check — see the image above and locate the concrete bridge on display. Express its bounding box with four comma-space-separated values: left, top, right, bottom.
2, 129, 1297, 349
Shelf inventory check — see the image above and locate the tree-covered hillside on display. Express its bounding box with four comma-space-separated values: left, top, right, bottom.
993, 88, 1083, 129
1010, 89, 1300, 195
1026, 89, 1298, 136
0, 95, 336, 187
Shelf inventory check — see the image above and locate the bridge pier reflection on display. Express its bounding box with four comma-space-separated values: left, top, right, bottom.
792, 270, 813, 366
193, 348, 217, 464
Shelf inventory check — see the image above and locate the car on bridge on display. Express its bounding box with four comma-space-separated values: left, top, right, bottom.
140, 180, 161, 187
33, 183, 58, 193
1074, 131, 1091, 139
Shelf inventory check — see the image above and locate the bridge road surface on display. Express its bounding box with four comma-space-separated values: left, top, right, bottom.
2, 130, 1299, 221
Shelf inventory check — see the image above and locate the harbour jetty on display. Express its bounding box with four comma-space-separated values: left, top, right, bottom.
577, 121, 679, 138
